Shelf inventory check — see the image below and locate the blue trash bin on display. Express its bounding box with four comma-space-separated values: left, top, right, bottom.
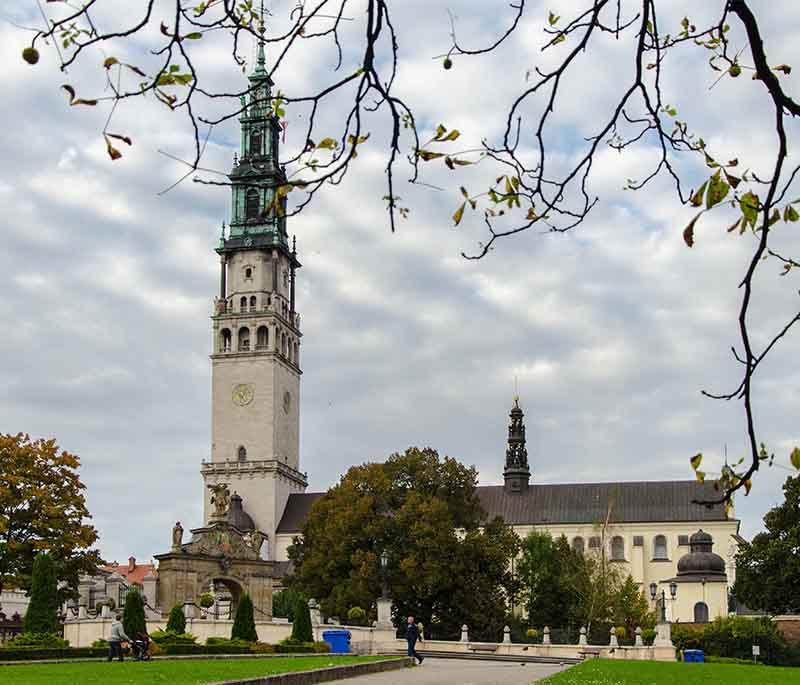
683, 649, 705, 663
322, 629, 351, 653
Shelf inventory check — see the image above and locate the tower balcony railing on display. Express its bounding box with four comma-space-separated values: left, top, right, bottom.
201, 458, 308, 483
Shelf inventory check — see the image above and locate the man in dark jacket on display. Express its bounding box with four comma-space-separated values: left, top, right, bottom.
405, 616, 424, 664
107, 613, 131, 662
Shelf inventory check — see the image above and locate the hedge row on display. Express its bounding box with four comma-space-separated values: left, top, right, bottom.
0, 647, 108, 661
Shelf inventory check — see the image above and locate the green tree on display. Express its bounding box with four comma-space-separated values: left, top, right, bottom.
290, 594, 313, 643
23, 552, 59, 634
272, 588, 303, 622
733, 475, 800, 614
289, 447, 518, 640
612, 575, 655, 640
166, 603, 186, 634
0, 434, 101, 602
231, 593, 258, 642
517, 532, 582, 630
122, 587, 146, 637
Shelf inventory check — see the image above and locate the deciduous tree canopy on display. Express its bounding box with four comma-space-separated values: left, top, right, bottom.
289, 446, 519, 640
733, 475, 800, 614
0, 433, 101, 602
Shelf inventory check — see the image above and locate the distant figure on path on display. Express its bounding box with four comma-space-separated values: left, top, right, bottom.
405, 616, 424, 665
108, 613, 131, 662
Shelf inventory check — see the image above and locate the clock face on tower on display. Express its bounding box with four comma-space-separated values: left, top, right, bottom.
232, 383, 254, 406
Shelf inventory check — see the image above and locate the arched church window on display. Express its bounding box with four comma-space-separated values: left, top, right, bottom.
240, 296, 247, 311
244, 267, 253, 279
281, 333, 287, 357
220, 328, 231, 353
572, 537, 585, 555
256, 326, 269, 350
238, 446, 247, 462
653, 535, 668, 560
293, 342, 298, 364
245, 188, 260, 220
249, 295, 257, 311
250, 128, 262, 157
238, 327, 250, 352
611, 536, 625, 561
693, 602, 709, 623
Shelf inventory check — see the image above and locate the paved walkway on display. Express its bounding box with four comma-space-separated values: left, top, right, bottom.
329, 657, 570, 684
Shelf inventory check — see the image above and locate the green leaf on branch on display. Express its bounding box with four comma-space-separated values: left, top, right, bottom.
103, 57, 119, 69
453, 202, 466, 226
548, 11, 560, 26
774, 64, 792, 75
706, 170, 730, 209
417, 150, 444, 161
690, 453, 703, 471
184, 32, 203, 40
316, 137, 338, 150
783, 205, 799, 222
791, 447, 800, 470
690, 180, 708, 207
61, 85, 98, 106
740, 191, 760, 229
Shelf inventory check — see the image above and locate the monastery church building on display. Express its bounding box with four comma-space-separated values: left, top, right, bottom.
200, 44, 740, 625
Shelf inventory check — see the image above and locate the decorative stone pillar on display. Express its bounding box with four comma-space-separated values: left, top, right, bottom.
101, 604, 111, 619
609, 627, 619, 648
183, 602, 196, 619
578, 626, 587, 646
634, 626, 643, 647
77, 605, 87, 620
543, 626, 551, 645
655, 622, 673, 647
502, 625, 511, 644
142, 571, 157, 611
460, 624, 469, 643
308, 598, 322, 626
375, 598, 392, 630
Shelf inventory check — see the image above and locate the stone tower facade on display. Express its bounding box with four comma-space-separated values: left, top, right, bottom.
503, 397, 531, 493
201, 41, 307, 558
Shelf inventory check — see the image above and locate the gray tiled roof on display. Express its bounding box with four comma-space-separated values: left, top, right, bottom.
275, 480, 731, 534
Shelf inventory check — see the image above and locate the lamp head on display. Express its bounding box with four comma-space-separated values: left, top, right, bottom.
380, 550, 389, 570
670, 581, 678, 598
649, 582, 657, 600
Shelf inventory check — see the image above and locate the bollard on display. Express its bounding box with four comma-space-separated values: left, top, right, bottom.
502, 625, 511, 644
460, 624, 469, 642
579, 626, 587, 646
543, 626, 551, 645
635, 626, 643, 647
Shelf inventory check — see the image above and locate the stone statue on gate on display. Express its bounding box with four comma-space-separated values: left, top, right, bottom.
250, 530, 267, 558
208, 483, 231, 519
171, 521, 184, 550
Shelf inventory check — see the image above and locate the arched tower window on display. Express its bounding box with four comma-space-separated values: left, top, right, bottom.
256, 326, 269, 350
220, 328, 231, 353
653, 535, 668, 560
237, 446, 247, 462
244, 267, 253, 279
293, 342, 299, 364
238, 326, 250, 352
693, 602, 709, 623
611, 536, 625, 561
281, 333, 287, 357
249, 295, 257, 311
572, 537, 585, 555
239, 296, 247, 311
250, 128, 262, 157
245, 188, 260, 220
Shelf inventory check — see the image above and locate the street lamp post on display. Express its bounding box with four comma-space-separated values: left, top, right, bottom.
649, 581, 678, 623
380, 550, 389, 600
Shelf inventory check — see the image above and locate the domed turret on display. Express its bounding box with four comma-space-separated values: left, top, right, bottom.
676, 529, 726, 578
227, 492, 255, 532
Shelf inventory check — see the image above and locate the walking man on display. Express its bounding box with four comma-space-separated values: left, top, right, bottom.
108, 613, 131, 662
405, 616, 424, 665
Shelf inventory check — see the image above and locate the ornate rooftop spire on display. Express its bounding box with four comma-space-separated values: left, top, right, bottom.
504, 396, 531, 493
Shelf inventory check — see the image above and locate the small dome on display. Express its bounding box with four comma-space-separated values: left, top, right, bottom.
677, 529, 726, 578
227, 492, 255, 532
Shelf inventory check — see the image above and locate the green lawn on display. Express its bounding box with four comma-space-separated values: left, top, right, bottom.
0, 655, 396, 685
540, 659, 800, 685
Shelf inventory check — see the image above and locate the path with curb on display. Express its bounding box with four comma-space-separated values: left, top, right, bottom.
326, 657, 570, 684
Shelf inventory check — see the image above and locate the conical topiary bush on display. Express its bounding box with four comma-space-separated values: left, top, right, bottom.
231, 593, 258, 642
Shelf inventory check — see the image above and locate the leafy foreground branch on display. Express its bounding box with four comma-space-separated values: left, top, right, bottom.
19, 0, 800, 502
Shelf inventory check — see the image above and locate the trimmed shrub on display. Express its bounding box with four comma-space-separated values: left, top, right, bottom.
642, 628, 657, 646
275, 640, 330, 654
160, 643, 250, 655
6, 632, 68, 648
231, 593, 258, 642
122, 587, 146, 637
250, 641, 276, 654
199, 592, 215, 609
272, 589, 303, 622
347, 606, 367, 626
149, 630, 197, 645
290, 595, 313, 643
166, 604, 186, 633
91, 638, 109, 649
23, 553, 59, 635
0, 647, 106, 661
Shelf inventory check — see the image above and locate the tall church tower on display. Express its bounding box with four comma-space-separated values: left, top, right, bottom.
503, 397, 531, 493
201, 40, 306, 557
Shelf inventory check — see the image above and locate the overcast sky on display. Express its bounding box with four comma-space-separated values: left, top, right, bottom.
2, 1, 799, 565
